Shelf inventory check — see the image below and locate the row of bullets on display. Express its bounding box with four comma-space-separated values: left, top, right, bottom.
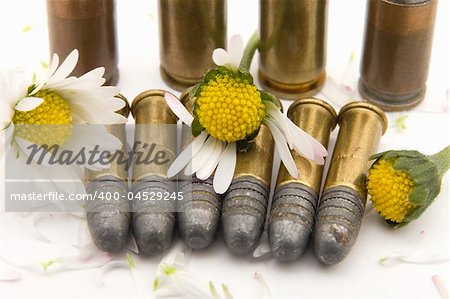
85, 90, 387, 265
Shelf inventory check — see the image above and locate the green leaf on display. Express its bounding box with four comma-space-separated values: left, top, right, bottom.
237, 127, 260, 152
392, 157, 423, 171
217, 66, 230, 75
189, 83, 201, 98
191, 117, 204, 137
409, 162, 438, 184
126, 253, 136, 269
260, 91, 280, 108
204, 69, 219, 82
238, 69, 253, 84
408, 185, 430, 205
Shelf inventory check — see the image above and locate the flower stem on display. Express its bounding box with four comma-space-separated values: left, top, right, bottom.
239, 31, 259, 73
429, 145, 450, 177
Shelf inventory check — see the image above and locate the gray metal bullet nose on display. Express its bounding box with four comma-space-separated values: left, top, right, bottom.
313, 221, 355, 265
313, 187, 364, 265
132, 212, 175, 256
178, 206, 220, 249
269, 220, 311, 262
223, 214, 263, 255
177, 177, 222, 249
88, 210, 130, 252
268, 183, 318, 261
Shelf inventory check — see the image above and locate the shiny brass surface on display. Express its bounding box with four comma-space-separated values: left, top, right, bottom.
276, 98, 337, 192
47, 0, 119, 85
233, 124, 275, 187
131, 90, 177, 181
259, 0, 328, 99
85, 95, 129, 182
359, 0, 437, 111
323, 101, 388, 198
158, 0, 227, 91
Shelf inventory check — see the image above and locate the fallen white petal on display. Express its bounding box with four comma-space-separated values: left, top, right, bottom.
96, 261, 129, 287
0, 264, 22, 282
164, 92, 193, 126
254, 272, 272, 299
432, 275, 449, 299
265, 101, 293, 148
264, 119, 298, 178
253, 231, 272, 258
167, 132, 208, 177
213, 142, 236, 194
15, 97, 44, 112
30, 213, 53, 243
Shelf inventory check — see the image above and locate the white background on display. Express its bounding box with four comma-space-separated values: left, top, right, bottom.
0, 0, 449, 298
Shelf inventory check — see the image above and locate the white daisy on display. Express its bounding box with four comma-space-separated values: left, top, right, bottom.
163, 34, 327, 194
0, 49, 127, 209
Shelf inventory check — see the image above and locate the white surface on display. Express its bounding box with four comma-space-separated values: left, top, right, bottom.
0, 0, 449, 298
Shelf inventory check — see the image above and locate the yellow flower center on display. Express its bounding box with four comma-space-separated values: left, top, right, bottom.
12, 89, 73, 146
367, 159, 416, 223
196, 74, 265, 142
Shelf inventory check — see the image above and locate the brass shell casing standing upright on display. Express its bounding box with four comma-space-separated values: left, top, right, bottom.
359, 0, 437, 111
47, 0, 119, 85
259, 0, 328, 99
158, 0, 227, 91
222, 119, 276, 255
314, 102, 388, 265
269, 98, 337, 262
178, 89, 222, 249
85, 95, 130, 252
131, 90, 177, 256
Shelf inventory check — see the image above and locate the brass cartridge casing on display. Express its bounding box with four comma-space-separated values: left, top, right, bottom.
158, 0, 227, 91
269, 98, 337, 262
131, 90, 177, 255
359, 0, 437, 111
222, 106, 277, 255
178, 89, 222, 249
85, 95, 130, 252
314, 101, 388, 265
47, 0, 119, 85
259, 0, 328, 99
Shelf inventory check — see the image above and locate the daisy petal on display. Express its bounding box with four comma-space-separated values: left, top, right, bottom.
212, 48, 229, 66
14, 97, 44, 112
264, 119, 298, 178
164, 92, 194, 126
167, 131, 208, 177
196, 140, 224, 180
213, 142, 236, 194
184, 136, 216, 176
48, 53, 60, 77
0, 264, 21, 282
265, 101, 293, 148
46, 49, 79, 85
228, 34, 244, 68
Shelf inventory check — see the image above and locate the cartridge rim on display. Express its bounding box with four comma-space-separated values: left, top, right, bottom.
383, 0, 431, 7
131, 89, 167, 118
287, 97, 338, 129
338, 101, 388, 134
114, 94, 130, 118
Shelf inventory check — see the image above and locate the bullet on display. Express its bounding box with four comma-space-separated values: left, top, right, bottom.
221, 100, 279, 255
85, 94, 130, 252
47, 0, 119, 85
359, 0, 437, 111
269, 98, 337, 261
131, 90, 177, 255
259, 0, 328, 99
313, 101, 388, 264
177, 89, 222, 249
158, 0, 227, 91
